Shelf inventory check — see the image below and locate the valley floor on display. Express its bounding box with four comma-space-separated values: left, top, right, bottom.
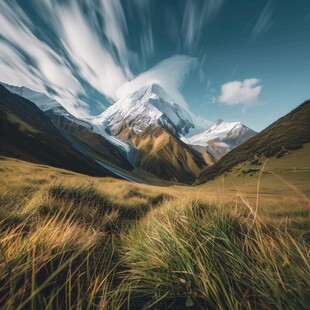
0, 153, 309, 309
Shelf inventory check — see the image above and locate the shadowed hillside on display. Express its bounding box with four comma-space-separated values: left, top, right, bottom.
198, 100, 310, 183
0, 85, 117, 177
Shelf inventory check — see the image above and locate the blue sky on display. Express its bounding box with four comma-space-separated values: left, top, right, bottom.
0, 0, 309, 131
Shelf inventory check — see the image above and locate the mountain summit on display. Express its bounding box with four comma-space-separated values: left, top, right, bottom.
182, 119, 256, 160
92, 83, 195, 137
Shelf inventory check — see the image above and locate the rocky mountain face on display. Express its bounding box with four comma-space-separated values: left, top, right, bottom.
1, 82, 257, 184
182, 119, 257, 160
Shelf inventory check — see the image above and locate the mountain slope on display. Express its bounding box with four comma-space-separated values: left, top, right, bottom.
1, 83, 134, 171
122, 126, 206, 183
198, 100, 310, 183
92, 84, 207, 183
1, 83, 93, 129
0, 85, 118, 177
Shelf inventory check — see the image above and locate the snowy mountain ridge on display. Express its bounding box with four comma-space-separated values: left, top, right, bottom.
91, 84, 198, 137
1, 83, 93, 130
183, 119, 247, 146
182, 119, 256, 159
1, 83, 138, 162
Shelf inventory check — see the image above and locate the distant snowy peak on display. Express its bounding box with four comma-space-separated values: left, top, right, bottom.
199, 119, 244, 142
208, 119, 240, 132
2, 83, 93, 130
92, 83, 198, 136
184, 119, 256, 148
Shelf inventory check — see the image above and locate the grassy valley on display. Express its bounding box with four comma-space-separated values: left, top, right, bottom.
1, 1, 309, 309
0, 83, 309, 309
0, 99, 309, 309
0, 153, 309, 309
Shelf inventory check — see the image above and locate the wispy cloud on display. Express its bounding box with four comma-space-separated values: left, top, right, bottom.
0, 0, 226, 117
0, 1, 88, 117
251, 1, 276, 39
140, 26, 155, 65
116, 55, 198, 110
0, 0, 132, 117
100, 0, 132, 78
127, 0, 155, 68
219, 79, 262, 107
56, 1, 129, 100
182, 0, 225, 51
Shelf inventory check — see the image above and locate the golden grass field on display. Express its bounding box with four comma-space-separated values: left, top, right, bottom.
0, 145, 309, 309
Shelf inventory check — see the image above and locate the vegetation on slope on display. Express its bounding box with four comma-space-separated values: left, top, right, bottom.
199, 100, 310, 183
118, 126, 207, 184
0, 157, 309, 309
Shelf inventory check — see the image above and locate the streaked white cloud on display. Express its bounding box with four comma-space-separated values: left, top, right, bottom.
0, 1, 88, 117
56, 2, 128, 100
116, 55, 198, 110
0, 0, 132, 117
251, 1, 276, 39
100, 0, 132, 78
140, 26, 155, 63
0, 42, 44, 93
182, 0, 225, 50
219, 79, 262, 107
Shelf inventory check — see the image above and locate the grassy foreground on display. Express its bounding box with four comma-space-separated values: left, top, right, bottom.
0, 157, 309, 309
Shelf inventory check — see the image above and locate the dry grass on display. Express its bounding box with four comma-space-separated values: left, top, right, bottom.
0, 156, 309, 309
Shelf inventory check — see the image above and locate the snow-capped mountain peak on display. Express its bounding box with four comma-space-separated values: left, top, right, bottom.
184, 119, 255, 146
208, 119, 241, 132
91, 83, 196, 136
144, 83, 174, 104
201, 119, 244, 139
181, 119, 256, 160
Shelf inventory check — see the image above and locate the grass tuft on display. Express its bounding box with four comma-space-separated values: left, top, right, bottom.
120, 201, 310, 309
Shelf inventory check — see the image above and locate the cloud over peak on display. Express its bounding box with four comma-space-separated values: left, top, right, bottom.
219, 78, 262, 107
116, 55, 198, 110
